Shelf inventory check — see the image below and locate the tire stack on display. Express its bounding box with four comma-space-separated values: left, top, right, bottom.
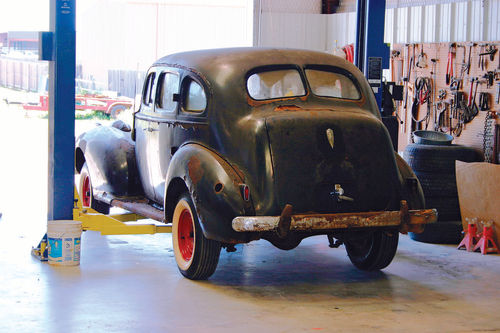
403, 143, 483, 244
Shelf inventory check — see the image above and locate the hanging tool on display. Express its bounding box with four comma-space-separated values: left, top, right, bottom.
479, 44, 485, 70
431, 58, 438, 130
403, 44, 413, 111
496, 82, 500, 105
483, 111, 496, 163
479, 92, 490, 111
416, 44, 427, 68
446, 43, 455, 85
451, 91, 465, 136
436, 89, 449, 133
470, 78, 479, 119
458, 44, 467, 79
483, 71, 495, 88
467, 78, 475, 107
479, 45, 497, 61
466, 43, 475, 75
411, 77, 432, 132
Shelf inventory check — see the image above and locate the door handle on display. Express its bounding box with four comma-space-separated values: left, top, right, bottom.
147, 127, 158, 132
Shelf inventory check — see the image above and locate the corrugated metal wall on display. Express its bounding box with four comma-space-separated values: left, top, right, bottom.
258, 0, 500, 51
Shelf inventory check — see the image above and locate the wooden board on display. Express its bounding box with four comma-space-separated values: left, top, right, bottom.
456, 161, 500, 246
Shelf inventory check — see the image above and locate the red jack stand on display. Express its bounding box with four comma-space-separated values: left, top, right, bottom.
458, 218, 479, 251
473, 221, 499, 255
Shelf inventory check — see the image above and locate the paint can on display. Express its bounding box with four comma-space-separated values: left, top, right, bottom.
47, 220, 82, 266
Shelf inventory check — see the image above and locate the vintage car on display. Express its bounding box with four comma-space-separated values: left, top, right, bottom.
75, 48, 437, 280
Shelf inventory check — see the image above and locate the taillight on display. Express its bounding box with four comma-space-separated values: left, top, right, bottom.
240, 184, 250, 201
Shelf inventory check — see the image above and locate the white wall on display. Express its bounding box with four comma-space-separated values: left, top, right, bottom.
257, 0, 500, 52
77, 0, 253, 83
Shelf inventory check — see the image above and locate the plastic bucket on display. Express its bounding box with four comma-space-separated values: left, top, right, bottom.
47, 220, 82, 266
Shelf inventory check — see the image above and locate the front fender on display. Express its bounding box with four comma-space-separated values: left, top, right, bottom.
165, 143, 255, 243
76, 125, 143, 200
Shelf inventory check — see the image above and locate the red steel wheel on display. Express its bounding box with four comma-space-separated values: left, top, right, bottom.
172, 193, 221, 280
178, 209, 195, 262
78, 162, 110, 214
81, 174, 91, 207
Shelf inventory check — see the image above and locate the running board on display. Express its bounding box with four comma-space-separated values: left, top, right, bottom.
110, 198, 168, 223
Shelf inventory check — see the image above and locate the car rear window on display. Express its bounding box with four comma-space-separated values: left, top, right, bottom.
305, 69, 361, 100
247, 69, 305, 100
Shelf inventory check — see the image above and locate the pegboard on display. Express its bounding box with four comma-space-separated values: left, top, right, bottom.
391, 42, 500, 162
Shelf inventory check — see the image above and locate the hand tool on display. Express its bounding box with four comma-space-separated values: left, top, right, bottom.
470, 79, 479, 119
416, 44, 427, 68
479, 92, 490, 111
446, 43, 455, 85
467, 78, 475, 107
466, 43, 475, 75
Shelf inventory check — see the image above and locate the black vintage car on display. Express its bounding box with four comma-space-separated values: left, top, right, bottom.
76, 48, 436, 280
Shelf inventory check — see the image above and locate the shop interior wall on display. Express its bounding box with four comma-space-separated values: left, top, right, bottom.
391, 42, 499, 157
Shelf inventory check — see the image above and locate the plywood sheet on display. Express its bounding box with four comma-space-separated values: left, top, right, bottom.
456, 161, 500, 246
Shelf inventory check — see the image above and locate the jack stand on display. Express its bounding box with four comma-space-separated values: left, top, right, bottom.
458, 218, 479, 251
31, 234, 48, 261
473, 221, 499, 255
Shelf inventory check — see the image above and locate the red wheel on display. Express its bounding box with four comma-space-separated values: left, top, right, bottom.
172, 193, 221, 280
78, 162, 110, 214
81, 174, 92, 207
178, 209, 195, 262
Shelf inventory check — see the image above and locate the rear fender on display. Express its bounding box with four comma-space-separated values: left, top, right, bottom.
165, 144, 255, 243
395, 153, 425, 210
76, 125, 143, 200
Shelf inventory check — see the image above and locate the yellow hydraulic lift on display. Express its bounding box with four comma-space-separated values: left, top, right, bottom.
31, 190, 171, 261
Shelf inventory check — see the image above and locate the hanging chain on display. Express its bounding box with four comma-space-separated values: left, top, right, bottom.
483, 111, 495, 163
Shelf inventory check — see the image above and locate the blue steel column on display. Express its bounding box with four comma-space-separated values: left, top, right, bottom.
47, 0, 75, 221
355, 0, 389, 111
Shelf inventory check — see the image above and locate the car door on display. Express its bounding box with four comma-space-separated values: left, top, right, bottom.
149, 69, 180, 204
135, 70, 157, 200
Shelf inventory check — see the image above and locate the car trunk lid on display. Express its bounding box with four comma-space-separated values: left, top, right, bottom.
265, 109, 399, 214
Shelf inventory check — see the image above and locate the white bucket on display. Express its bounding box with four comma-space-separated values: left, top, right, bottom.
47, 220, 82, 266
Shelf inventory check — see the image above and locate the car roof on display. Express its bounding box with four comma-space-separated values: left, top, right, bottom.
153, 47, 357, 80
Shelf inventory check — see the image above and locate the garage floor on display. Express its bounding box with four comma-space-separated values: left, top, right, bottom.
1, 102, 500, 333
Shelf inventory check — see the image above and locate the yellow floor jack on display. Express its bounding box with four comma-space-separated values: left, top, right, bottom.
31, 189, 172, 261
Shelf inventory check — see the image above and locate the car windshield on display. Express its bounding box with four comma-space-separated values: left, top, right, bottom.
247, 69, 305, 100
305, 69, 361, 100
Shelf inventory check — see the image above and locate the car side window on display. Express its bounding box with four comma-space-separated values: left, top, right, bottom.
156, 71, 179, 112
184, 79, 206, 113
142, 72, 156, 106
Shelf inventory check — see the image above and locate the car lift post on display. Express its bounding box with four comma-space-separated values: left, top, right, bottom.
47, 0, 76, 222
32, 0, 76, 260
354, 0, 399, 149
355, 0, 390, 111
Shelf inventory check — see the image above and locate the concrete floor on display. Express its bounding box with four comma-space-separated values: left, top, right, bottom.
1, 98, 500, 332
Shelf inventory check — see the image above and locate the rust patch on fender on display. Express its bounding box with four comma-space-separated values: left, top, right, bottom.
187, 156, 203, 185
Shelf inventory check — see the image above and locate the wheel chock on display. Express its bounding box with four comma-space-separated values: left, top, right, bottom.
473, 221, 499, 255
458, 218, 479, 251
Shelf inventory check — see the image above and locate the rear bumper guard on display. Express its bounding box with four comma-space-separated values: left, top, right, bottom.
232, 200, 437, 236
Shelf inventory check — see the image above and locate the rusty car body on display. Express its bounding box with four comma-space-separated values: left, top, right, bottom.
75, 48, 437, 280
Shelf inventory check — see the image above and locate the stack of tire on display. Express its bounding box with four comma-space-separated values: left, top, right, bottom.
403, 143, 483, 243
